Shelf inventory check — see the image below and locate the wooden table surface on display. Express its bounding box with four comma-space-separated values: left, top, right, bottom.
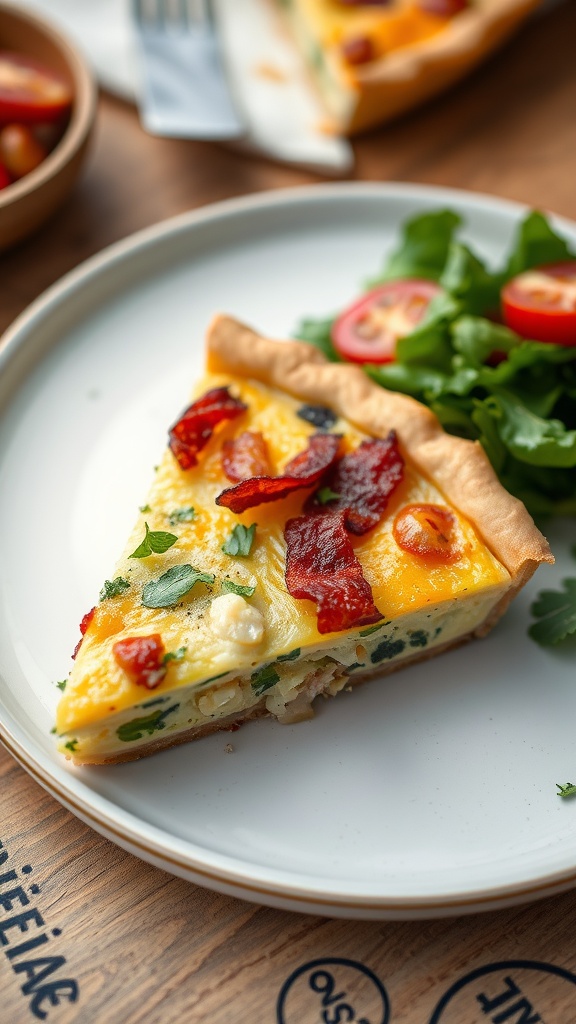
2, 4, 576, 1022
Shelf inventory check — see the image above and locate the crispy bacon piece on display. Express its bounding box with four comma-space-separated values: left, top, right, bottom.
221, 431, 271, 482
72, 605, 96, 660
113, 634, 167, 690
216, 433, 342, 514
168, 386, 247, 470
307, 432, 404, 535
285, 512, 382, 634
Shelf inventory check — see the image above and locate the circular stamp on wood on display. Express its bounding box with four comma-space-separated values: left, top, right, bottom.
428, 959, 576, 1023
276, 956, 390, 1024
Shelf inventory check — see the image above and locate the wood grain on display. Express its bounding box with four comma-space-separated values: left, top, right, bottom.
1, 2, 576, 1020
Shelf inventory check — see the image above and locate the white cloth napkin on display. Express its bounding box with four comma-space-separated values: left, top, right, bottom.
11, 0, 353, 173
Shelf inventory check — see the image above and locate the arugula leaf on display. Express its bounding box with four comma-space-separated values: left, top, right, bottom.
221, 580, 256, 597
439, 242, 501, 316
142, 564, 215, 608
481, 392, 576, 468
529, 579, 576, 646
504, 210, 575, 280
130, 522, 178, 558
162, 646, 187, 664
100, 576, 131, 601
117, 704, 179, 742
168, 507, 196, 526
251, 664, 280, 696
557, 783, 576, 799
450, 316, 521, 368
366, 362, 448, 401
222, 523, 256, 557
378, 209, 462, 282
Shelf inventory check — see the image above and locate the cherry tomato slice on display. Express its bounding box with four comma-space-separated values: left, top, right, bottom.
331, 279, 443, 364
501, 262, 576, 346
393, 504, 461, 562
0, 123, 47, 179
0, 52, 72, 124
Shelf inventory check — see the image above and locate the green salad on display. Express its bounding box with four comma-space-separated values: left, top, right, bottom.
296, 209, 576, 519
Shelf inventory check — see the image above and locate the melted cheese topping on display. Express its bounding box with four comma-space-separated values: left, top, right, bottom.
57, 373, 509, 746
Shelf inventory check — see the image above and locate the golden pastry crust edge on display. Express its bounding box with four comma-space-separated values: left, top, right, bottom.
206, 313, 553, 583
302, 0, 542, 134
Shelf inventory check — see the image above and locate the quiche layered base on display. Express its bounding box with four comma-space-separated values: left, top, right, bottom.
58, 370, 512, 764
273, 0, 541, 134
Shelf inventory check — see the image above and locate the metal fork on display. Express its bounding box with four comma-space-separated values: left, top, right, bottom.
132, 0, 244, 138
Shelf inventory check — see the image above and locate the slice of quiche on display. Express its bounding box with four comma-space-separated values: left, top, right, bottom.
57, 315, 552, 764
272, 0, 541, 135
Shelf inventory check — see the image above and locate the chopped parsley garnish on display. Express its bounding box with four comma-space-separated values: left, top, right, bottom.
130, 522, 178, 558
139, 504, 151, 513
168, 506, 196, 526
277, 648, 301, 662
222, 523, 256, 557
55, 680, 67, 692
117, 704, 179, 742
64, 739, 78, 753
221, 580, 256, 598
316, 487, 340, 505
251, 664, 280, 696
99, 576, 131, 601
557, 783, 576, 799
529, 578, 576, 646
162, 646, 187, 664
142, 564, 214, 608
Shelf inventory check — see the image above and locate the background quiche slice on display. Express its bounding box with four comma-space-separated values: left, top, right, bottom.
57, 314, 552, 765
272, 0, 542, 135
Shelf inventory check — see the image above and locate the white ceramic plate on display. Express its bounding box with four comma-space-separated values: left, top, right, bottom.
1, 183, 575, 920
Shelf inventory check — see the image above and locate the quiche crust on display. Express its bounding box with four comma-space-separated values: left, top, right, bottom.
274, 0, 542, 135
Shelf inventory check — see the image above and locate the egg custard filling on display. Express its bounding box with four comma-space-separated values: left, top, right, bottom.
56, 315, 551, 765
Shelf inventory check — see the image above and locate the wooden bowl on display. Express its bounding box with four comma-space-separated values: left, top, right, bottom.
0, 2, 97, 251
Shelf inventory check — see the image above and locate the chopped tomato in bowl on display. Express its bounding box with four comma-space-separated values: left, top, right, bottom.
0, 51, 72, 124
0, 2, 96, 249
502, 262, 576, 346
331, 279, 443, 364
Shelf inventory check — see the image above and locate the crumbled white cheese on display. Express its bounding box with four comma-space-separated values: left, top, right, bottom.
198, 682, 242, 717
209, 593, 265, 646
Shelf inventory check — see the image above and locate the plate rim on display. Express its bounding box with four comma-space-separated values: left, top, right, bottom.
2, 180, 576, 917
